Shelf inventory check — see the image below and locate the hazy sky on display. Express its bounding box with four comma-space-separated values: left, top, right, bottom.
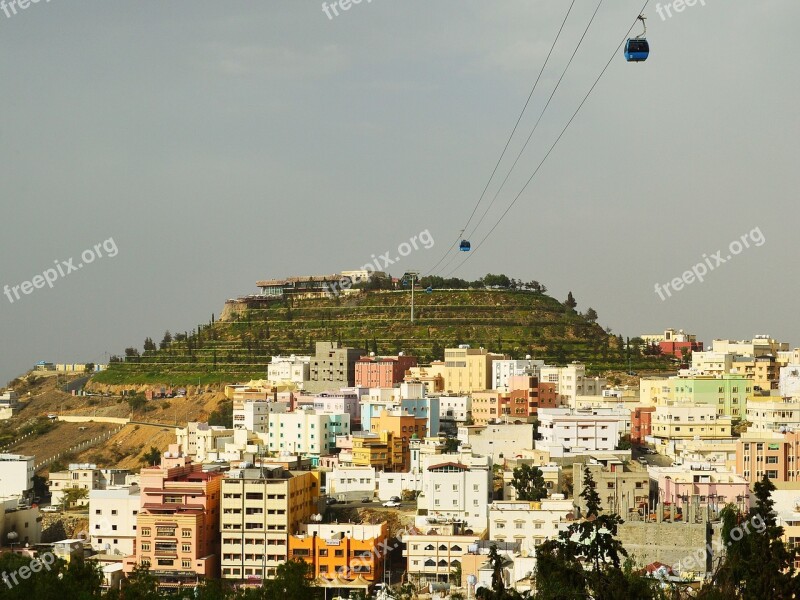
1, 1, 798, 384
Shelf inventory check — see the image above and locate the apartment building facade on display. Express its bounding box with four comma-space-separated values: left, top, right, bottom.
650, 404, 732, 441
355, 354, 418, 388
220, 466, 319, 583
736, 431, 800, 484
289, 522, 387, 584
90, 485, 140, 556
123, 449, 223, 587
266, 408, 350, 456
442, 347, 507, 394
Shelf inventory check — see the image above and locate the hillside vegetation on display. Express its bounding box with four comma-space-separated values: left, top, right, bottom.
92, 287, 672, 385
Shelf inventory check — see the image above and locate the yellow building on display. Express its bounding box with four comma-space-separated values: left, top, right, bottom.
442, 347, 507, 394
219, 465, 319, 583
351, 431, 404, 471
651, 404, 732, 441
370, 408, 426, 471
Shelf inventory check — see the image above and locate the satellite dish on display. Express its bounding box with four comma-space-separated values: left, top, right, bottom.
467, 575, 477, 585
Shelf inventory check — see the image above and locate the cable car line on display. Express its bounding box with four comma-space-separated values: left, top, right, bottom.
464, 0, 605, 244
433, 0, 603, 278
442, 1, 652, 279
424, 0, 577, 277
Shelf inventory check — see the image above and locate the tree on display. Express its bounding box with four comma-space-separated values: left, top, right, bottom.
585, 307, 598, 323
159, 331, 173, 350
139, 446, 161, 467
62, 486, 89, 510
579, 466, 602, 518
142, 337, 156, 353
510, 464, 548, 502
261, 559, 321, 600
209, 400, 233, 428
443, 437, 460, 453
704, 476, 800, 599
564, 291, 577, 310
488, 544, 506, 598
117, 564, 160, 599
616, 434, 632, 451
83, 363, 95, 373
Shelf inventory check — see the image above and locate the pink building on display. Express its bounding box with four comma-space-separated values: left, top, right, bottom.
653, 465, 750, 511
355, 355, 417, 388
123, 445, 222, 588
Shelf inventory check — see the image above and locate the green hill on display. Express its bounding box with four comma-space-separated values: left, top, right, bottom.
92, 288, 670, 385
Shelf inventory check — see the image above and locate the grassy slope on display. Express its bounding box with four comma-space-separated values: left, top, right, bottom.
92, 289, 672, 385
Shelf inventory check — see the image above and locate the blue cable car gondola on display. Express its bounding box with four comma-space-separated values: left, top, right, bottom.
624, 15, 649, 62
459, 240, 471, 252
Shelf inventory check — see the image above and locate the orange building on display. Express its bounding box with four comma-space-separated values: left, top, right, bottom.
123, 445, 222, 588
289, 522, 388, 584
631, 406, 655, 444
472, 377, 557, 426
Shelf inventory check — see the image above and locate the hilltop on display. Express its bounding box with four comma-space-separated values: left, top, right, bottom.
91, 287, 672, 385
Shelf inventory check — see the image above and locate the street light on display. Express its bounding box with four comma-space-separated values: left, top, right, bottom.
7, 530, 19, 553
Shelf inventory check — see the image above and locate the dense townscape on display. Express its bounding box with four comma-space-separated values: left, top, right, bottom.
2, 1, 794, 598
3, 277, 800, 598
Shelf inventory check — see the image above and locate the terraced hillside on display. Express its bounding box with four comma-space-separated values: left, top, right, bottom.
92, 288, 670, 384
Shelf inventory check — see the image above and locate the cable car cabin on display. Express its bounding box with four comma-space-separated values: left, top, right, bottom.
459, 240, 471, 252
624, 38, 649, 62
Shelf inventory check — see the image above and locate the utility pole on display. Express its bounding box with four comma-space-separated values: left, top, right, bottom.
404, 271, 420, 324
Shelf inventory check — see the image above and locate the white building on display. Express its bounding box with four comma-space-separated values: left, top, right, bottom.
0, 453, 34, 499
457, 423, 535, 463
536, 409, 620, 458
232, 400, 289, 436
438, 395, 472, 423
267, 355, 311, 387
417, 451, 492, 530
746, 398, 800, 433
378, 471, 424, 501
574, 407, 632, 436
0, 391, 20, 420
492, 359, 545, 392
691, 352, 735, 376
327, 466, 376, 500
48, 464, 129, 506
89, 485, 140, 556
489, 498, 574, 556
780, 365, 800, 399
712, 336, 789, 358
539, 363, 605, 406
404, 532, 482, 586
266, 408, 350, 456
176, 422, 236, 461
